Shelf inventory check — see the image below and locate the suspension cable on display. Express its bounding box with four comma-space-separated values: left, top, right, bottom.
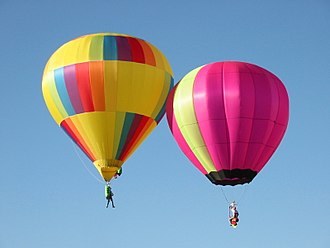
220, 184, 249, 205
238, 184, 249, 205
220, 186, 230, 204
71, 141, 104, 184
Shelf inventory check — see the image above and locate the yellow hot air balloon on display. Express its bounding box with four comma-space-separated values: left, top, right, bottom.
42, 33, 173, 182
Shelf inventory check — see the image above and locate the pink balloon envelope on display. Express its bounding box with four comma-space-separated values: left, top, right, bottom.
166, 61, 289, 186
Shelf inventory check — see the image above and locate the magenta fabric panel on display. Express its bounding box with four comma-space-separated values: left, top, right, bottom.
116, 36, 132, 61
254, 146, 276, 172
223, 63, 255, 170
193, 63, 226, 120
197, 119, 230, 170
193, 63, 229, 171
250, 67, 279, 120
223, 62, 256, 119
244, 143, 266, 171
249, 65, 289, 172
63, 65, 84, 114
267, 124, 287, 148
244, 65, 278, 172
275, 79, 290, 125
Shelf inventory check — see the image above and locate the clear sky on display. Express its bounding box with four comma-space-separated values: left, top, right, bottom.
1, 0, 329, 247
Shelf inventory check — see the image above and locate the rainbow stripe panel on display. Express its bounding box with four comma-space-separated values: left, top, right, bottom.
42, 33, 173, 181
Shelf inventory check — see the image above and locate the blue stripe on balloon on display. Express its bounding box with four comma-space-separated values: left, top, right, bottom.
54, 68, 75, 116
103, 36, 118, 60
155, 74, 174, 123
115, 113, 135, 159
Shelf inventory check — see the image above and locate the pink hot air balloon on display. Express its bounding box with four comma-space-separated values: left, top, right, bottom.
166, 61, 289, 186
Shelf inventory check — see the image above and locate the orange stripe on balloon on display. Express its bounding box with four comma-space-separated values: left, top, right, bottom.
89, 61, 105, 111
139, 40, 156, 67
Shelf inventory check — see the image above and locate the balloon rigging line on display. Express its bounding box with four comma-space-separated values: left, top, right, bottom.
71, 141, 104, 184
220, 186, 230, 204
238, 184, 249, 205
220, 184, 249, 205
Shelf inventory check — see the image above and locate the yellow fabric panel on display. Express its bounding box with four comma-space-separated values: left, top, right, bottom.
68, 112, 118, 160
42, 71, 67, 124
67, 112, 130, 163
151, 72, 171, 118
150, 43, 165, 71
88, 35, 104, 61
174, 66, 215, 173
148, 42, 173, 75
174, 68, 200, 125
115, 61, 167, 119
104, 61, 118, 111
44, 35, 94, 73
76, 112, 115, 159
179, 124, 215, 173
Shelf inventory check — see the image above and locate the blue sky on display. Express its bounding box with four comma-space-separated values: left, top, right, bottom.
1, 0, 329, 247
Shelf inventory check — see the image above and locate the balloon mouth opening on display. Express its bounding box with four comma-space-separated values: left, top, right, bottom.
93, 159, 123, 181
206, 169, 258, 186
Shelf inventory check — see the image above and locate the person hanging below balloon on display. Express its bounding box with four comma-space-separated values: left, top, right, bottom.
105, 183, 115, 208
229, 201, 239, 228
114, 167, 123, 179
105, 168, 122, 208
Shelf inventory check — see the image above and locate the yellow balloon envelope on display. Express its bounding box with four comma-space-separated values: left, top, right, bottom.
42, 33, 173, 181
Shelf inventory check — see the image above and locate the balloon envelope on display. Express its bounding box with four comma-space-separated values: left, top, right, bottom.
42, 33, 173, 181
166, 61, 289, 186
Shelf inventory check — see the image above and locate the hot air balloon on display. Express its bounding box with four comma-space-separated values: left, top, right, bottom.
42, 33, 173, 186
166, 61, 289, 186
166, 61, 289, 225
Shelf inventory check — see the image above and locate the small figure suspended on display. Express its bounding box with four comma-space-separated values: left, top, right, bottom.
114, 167, 123, 179
105, 183, 115, 209
229, 201, 239, 228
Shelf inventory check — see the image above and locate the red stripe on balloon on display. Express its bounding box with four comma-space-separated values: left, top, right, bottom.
117, 114, 143, 160
120, 116, 154, 161
61, 119, 96, 161
75, 62, 94, 112
127, 37, 145, 63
